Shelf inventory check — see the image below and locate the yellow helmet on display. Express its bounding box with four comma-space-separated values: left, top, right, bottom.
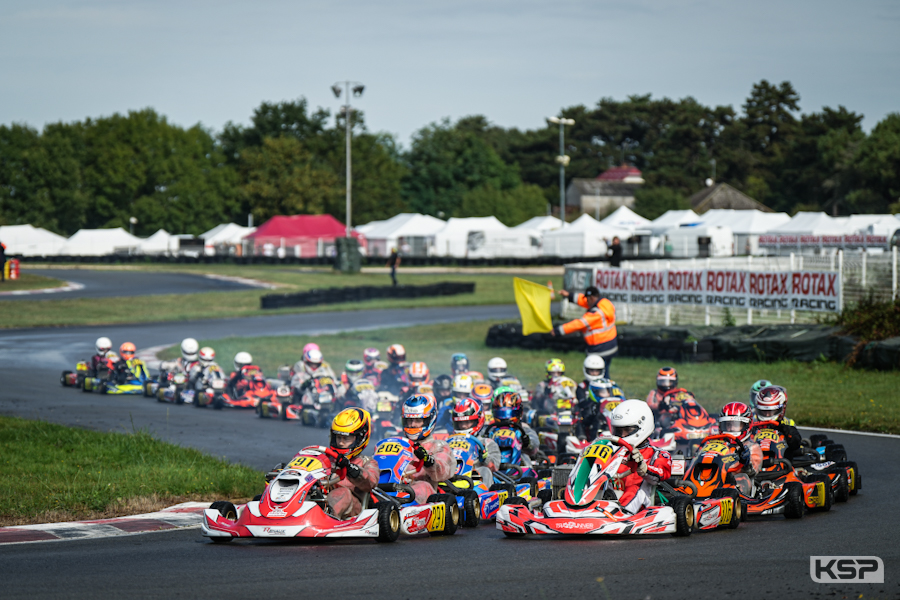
330, 408, 371, 459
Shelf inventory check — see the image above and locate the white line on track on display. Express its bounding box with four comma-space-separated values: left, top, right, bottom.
0, 281, 84, 296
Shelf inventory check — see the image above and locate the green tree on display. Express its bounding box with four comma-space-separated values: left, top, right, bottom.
852, 113, 900, 213
633, 186, 690, 220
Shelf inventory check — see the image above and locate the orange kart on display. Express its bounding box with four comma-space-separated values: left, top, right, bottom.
656, 391, 718, 457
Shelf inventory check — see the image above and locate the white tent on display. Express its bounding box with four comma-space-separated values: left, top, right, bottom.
768, 212, 849, 235
432, 216, 509, 258
59, 228, 141, 256
135, 229, 177, 255
845, 214, 899, 236
647, 210, 699, 235
201, 223, 255, 255
0, 224, 67, 256
514, 215, 562, 231
353, 220, 384, 236
359, 213, 446, 257
542, 214, 629, 257
693, 209, 791, 255
601, 205, 651, 232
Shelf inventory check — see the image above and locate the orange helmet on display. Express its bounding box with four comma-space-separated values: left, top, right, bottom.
657, 366, 677, 393
387, 344, 406, 364
408, 361, 429, 384
119, 342, 136, 360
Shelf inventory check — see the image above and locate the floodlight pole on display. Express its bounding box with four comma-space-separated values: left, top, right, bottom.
548, 116, 575, 225
333, 81, 364, 237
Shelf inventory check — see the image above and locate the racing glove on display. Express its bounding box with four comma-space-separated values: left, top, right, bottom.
414, 445, 435, 468
631, 449, 648, 476
345, 462, 362, 480
333, 454, 350, 470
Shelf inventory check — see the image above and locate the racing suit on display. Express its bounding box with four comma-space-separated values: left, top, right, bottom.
326, 455, 380, 519
362, 363, 383, 386
189, 361, 222, 391
645, 389, 665, 413
482, 421, 540, 460
88, 352, 114, 378
378, 363, 410, 398
403, 437, 455, 504
291, 364, 339, 402
616, 444, 672, 514
776, 421, 803, 457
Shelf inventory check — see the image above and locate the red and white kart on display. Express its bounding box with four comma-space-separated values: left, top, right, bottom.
496, 436, 694, 537
201, 446, 457, 543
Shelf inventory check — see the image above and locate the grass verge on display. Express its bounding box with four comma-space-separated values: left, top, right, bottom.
0, 272, 65, 292
3, 270, 560, 328
0, 416, 262, 526
162, 320, 900, 435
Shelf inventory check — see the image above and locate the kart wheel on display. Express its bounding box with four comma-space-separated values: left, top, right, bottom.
143, 382, 153, 397
280, 404, 289, 421
174, 390, 183, 405
156, 390, 165, 403
61, 371, 72, 387
670, 498, 694, 536
824, 444, 847, 463
375, 502, 401, 543
426, 494, 459, 536
213, 396, 223, 410
835, 461, 861, 496
830, 469, 850, 503
252, 494, 262, 502
209, 501, 237, 543
806, 475, 833, 512
783, 482, 805, 519
808, 434, 828, 447
537, 489, 553, 506
489, 482, 516, 498
462, 491, 480, 528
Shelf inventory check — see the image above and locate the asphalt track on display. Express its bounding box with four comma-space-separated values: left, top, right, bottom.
0, 306, 897, 599
3, 268, 263, 300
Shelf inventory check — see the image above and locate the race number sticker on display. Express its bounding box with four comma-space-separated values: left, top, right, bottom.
376, 442, 404, 455
287, 456, 324, 472
701, 441, 731, 455
426, 503, 446, 532
449, 438, 472, 450
755, 429, 780, 442
584, 444, 613, 463
718, 497, 733, 526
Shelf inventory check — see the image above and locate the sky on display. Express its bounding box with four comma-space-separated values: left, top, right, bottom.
1, 0, 898, 145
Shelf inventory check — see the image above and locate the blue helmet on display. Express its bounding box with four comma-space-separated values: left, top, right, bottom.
588, 380, 614, 403
402, 394, 437, 441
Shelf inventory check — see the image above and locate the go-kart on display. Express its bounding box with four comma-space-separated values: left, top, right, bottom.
155, 371, 189, 404
370, 390, 403, 440
189, 367, 228, 409
227, 369, 277, 409
83, 359, 150, 395
255, 384, 294, 418
371, 437, 462, 535
60, 361, 91, 388
496, 437, 695, 537
797, 433, 861, 497
486, 425, 553, 493
655, 392, 718, 457
201, 446, 404, 543
289, 374, 341, 426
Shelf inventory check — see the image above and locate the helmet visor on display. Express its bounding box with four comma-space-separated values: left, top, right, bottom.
121, 351, 135, 359
612, 424, 640, 438
494, 407, 518, 423
453, 418, 479, 432
657, 376, 676, 392
453, 390, 469, 400
331, 432, 358, 450
403, 417, 425, 430
585, 367, 604, 377
756, 407, 781, 420
488, 367, 506, 378
719, 419, 746, 434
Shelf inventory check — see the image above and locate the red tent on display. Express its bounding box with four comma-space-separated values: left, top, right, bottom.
246, 215, 365, 257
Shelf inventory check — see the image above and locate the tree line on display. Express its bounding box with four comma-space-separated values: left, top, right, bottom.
1, 79, 898, 237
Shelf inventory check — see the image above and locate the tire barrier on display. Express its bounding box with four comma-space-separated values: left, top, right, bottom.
485, 322, 899, 367
260, 282, 476, 310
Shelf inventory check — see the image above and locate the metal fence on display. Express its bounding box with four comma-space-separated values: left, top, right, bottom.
562, 247, 899, 326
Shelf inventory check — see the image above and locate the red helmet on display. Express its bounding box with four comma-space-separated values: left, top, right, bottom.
119, 342, 136, 360
657, 366, 677, 393
408, 361, 429, 384
719, 402, 753, 441
452, 397, 485, 436
387, 344, 406, 365
363, 347, 380, 366
755, 386, 787, 422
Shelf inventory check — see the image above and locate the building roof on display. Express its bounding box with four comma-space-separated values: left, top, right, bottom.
566, 179, 641, 206
246, 214, 352, 240
597, 164, 644, 183
201, 223, 256, 244
0, 224, 67, 256
689, 183, 773, 214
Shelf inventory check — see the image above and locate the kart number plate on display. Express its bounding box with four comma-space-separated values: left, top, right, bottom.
558, 414, 573, 426
426, 504, 446, 532
719, 497, 733, 526
701, 441, 730, 455
355, 382, 375, 392
376, 443, 404, 455
287, 456, 324, 472
377, 401, 393, 412
583, 444, 613, 462
317, 377, 334, 386
686, 430, 706, 439
755, 429, 780, 442
211, 380, 225, 390
449, 438, 472, 451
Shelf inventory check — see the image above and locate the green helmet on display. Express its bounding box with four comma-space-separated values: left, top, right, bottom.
492, 385, 515, 400
749, 379, 773, 408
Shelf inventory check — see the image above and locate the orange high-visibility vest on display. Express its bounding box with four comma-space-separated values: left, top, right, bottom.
560, 293, 617, 346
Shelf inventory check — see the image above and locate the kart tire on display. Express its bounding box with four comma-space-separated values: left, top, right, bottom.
375, 502, 401, 543
808, 434, 828, 447
806, 475, 834, 512
213, 396, 224, 410
209, 501, 237, 543
280, 404, 289, 421
670, 498, 694, 537
711, 488, 742, 529
61, 371, 72, 387
835, 461, 861, 496
143, 382, 153, 397
252, 494, 262, 502
784, 482, 805, 519
489, 483, 516, 498
537, 489, 553, 506
518, 476, 539, 498
82, 379, 91, 393
830, 469, 850, 503
824, 444, 847, 463
462, 491, 480, 528
426, 494, 459, 536
174, 390, 183, 405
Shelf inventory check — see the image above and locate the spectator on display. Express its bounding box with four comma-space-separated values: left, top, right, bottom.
386, 247, 401, 287
607, 236, 622, 267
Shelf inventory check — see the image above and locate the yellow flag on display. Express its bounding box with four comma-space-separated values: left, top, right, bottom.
514, 277, 553, 335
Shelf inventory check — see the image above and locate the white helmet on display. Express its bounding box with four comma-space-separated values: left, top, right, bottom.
610, 399, 654, 448
452, 373, 475, 399
234, 351, 252, 371
583, 354, 606, 385
199, 347, 215, 366
303, 348, 323, 374
181, 338, 199, 362
95, 337, 112, 355
487, 357, 507, 382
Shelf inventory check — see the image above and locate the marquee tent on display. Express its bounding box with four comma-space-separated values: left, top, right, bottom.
0, 224, 67, 256
647, 210, 699, 235
514, 216, 562, 231
245, 215, 363, 257
692, 209, 790, 254
601, 205, 651, 232
432, 216, 510, 257
135, 229, 177, 255
768, 212, 849, 235
542, 214, 629, 257
201, 223, 256, 255
58, 228, 141, 256
359, 213, 446, 257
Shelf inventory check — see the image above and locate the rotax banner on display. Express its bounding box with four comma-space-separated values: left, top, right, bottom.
594, 269, 840, 312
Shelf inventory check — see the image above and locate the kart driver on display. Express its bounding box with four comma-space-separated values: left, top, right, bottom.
482, 389, 540, 461
109, 342, 138, 383
575, 354, 606, 403
401, 394, 455, 504
485, 357, 509, 388
450, 353, 483, 381
717, 402, 763, 494
748, 379, 773, 410
752, 386, 802, 457
532, 358, 566, 413
609, 400, 673, 515
189, 346, 221, 391
378, 344, 410, 397
646, 366, 678, 414
226, 351, 256, 399
451, 397, 501, 486
323, 408, 379, 519
341, 359, 365, 389
362, 347, 383, 384
89, 337, 114, 377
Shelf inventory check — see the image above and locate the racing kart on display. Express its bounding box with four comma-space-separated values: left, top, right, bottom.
60, 361, 91, 388
496, 437, 695, 537
654, 392, 718, 457
82, 359, 150, 395
797, 433, 861, 497
371, 437, 462, 535
370, 390, 403, 440
201, 446, 405, 543
189, 367, 228, 409
289, 374, 341, 426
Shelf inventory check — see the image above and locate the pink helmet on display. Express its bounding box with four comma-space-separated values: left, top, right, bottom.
303, 343, 320, 355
